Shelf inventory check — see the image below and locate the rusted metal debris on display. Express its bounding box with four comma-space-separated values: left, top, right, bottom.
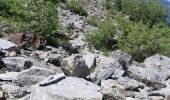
10, 33, 46, 50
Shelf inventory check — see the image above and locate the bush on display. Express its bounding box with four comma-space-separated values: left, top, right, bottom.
102, 0, 114, 9
65, 0, 88, 16
117, 17, 170, 62
86, 18, 116, 50
86, 16, 101, 26
0, 0, 68, 46
115, 0, 167, 25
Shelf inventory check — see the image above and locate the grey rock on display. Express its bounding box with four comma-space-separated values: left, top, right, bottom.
88, 54, 118, 82
0, 90, 5, 100
0, 38, 16, 50
1, 84, 28, 98
112, 50, 133, 74
61, 54, 90, 78
70, 37, 86, 50
111, 69, 125, 79
0, 50, 5, 57
82, 53, 96, 69
127, 64, 166, 90
101, 77, 147, 92
0, 58, 6, 70
144, 54, 170, 81
101, 77, 150, 99
19, 95, 30, 100
0, 72, 20, 81
2, 57, 33, 72
15, 66, 54, 86
101, 87, 145, 100
157, 87, 170, 97
45, 54, 62, 67
39, 73, 65, 86
94, 67, 116, 84
30, 77, 103, 100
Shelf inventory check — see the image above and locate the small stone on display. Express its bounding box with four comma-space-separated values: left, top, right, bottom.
31, 53, 40, 59
0, 91, 5, 100
8, 51, 17, 57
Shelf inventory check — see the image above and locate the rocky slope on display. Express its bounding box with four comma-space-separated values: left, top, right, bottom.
0, 1, 170, 100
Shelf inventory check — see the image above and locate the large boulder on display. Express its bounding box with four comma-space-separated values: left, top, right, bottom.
127, 64, 166, 90
30, 77, 103, 100
15, 66, 55, 86
61, 54, 90, 78
144, 54, 170, 81
2, 57, 33, 72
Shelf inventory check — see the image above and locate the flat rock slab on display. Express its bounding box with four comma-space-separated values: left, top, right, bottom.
16, 66, 54, 86
144, 54, 170, 81
2, 57, 33, 72
30, 77, 103, 100
0, 38, 16, 50
0, 72, 20, 81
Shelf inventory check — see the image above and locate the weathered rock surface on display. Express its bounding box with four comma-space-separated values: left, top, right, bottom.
0, 38, 16, 50
144, 54, 170, 81
15, 66, 55, 86
61, 54, 90, 78
39, 73, 65, 86
127, 64, 166, 90
0, 72, 20, 81
2, 57, 33, 72
82, 52, 96, 69
1, 83, 29, 98
30, 77, 103, 100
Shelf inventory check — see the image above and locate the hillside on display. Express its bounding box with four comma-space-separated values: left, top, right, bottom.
0, 0, 170, 100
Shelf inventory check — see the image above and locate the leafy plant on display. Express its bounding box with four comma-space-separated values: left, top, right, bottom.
115, 0, 167, 25
86, 16, 101, 26
0, 0, 68, 46
87, 18, 116, 50
117, 17, 170, 62
65, 0, 88, 16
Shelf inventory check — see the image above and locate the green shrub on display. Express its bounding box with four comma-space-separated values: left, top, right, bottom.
65, 0, 88, 16
116, 0, 167, 25
86, 16, 101, 26
86, 18, 116, 50
0, 0, 68, 46
102, 0, 114, 9
117, 17, 170, 62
